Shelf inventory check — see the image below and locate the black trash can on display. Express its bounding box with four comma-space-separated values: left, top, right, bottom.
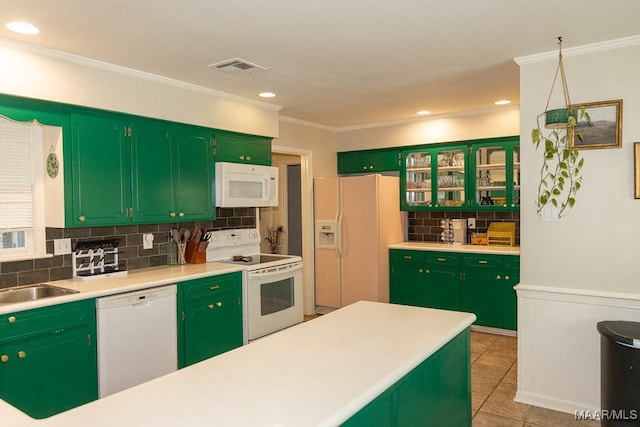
597, 321, 640, 426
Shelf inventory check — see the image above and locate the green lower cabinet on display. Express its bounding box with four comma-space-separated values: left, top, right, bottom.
178, 272, 243, 368
0, 299, 98, 419
390, 249, 519, 330
343, 329, 471, 427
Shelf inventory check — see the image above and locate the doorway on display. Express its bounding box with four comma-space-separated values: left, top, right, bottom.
258, 146, 314, 315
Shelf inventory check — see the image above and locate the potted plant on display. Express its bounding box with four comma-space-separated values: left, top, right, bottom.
532, 107, 590, 217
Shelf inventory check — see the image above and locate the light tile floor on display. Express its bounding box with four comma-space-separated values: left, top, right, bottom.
471, 331, 601, 426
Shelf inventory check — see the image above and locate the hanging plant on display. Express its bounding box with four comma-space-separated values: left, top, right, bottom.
532, 36, 591, 218
532, 108, 589, 217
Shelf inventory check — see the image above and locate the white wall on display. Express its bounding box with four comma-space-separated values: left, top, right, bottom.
275, 118, 336, 177
516, 38, 640, 413
0, 39, 279, 136
336, 107, 520, 151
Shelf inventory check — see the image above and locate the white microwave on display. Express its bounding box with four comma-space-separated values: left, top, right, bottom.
215, 162, 278, 207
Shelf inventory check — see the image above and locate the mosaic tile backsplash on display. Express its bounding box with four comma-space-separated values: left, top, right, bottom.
0, 208, 255, 289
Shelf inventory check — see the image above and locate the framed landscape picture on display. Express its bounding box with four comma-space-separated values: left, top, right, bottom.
569, 99, 622, 150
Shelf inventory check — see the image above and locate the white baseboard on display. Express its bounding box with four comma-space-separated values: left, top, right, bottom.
516, 284, 640, 413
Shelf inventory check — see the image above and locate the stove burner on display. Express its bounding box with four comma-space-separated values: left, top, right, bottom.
233, 255, 253, 262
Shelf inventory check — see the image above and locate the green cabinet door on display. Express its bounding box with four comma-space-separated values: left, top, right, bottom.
461, 255, 504, 328
69, 113, 132, 226
337, 148, 400, 174
172, 124, 215, 221
179, 272, 243, 368
0, 299, 98, 419
390, 250, 427, 306
424, 253, 461, 311
131, 118, 174, 224
214, 131, 272, 165
502, 256, 520, 330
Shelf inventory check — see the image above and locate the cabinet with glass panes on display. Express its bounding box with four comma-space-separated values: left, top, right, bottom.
400, 136, 519, 211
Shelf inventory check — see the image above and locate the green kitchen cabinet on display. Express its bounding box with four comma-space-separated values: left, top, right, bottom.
213, 130, 272, 165
389, 250, 461, 311
337, 148, 401, 175
178, 272, 243, 368
70, 112, 215, 226
0, 299, 98, 419
132, 121, 215, 224
69, 112, 132, 226
343, 329, 471, 427
400, 136, 519, 212
390, 249, 519, 330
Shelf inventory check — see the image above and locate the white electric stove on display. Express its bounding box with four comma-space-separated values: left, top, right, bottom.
206, 228, 303, 342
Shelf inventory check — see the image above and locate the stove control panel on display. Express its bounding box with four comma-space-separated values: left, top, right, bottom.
207, 228, 261, 249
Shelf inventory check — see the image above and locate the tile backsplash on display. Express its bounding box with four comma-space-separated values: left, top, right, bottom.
0, 208, 255, 289
408, 210, 520, 245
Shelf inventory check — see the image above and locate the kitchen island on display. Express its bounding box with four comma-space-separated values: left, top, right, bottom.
0, 301, 475, 426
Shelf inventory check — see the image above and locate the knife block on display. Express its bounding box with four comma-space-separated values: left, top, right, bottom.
185, 240, 207, 264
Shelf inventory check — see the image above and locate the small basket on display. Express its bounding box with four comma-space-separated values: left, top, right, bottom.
487, 222, 516, 246
470, 232, 488, 245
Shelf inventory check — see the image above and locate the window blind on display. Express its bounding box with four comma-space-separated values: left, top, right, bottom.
0, 117, 33, 229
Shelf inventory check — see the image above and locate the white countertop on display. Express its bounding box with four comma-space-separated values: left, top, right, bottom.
0, 263, 244, 315
0, 301, 476, 426
390, 241, 520, 255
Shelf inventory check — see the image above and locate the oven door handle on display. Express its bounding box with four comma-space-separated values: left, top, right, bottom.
247, 263, 302, 278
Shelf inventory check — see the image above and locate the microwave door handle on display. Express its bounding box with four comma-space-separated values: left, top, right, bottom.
263, 177, 269, 201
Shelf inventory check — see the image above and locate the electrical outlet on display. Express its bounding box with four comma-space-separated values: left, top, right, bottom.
53, 238, 72, 255
467, 218, 476, 229
143, 233, 155, 250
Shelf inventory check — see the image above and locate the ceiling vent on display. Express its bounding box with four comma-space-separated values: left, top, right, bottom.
208, 57, 267, 74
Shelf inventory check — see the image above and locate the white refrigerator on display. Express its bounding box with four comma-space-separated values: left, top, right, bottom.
314, 174, 405, 309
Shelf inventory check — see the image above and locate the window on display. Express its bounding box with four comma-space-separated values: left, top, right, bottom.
0, 116, 46, 261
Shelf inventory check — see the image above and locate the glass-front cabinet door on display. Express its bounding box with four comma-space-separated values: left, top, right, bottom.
469, 139, 520, 210
401, 137, 519, 212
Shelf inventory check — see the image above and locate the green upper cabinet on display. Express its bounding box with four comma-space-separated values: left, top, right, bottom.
400, 136, 519, 212
70, 112, 132, 226
69, 112, 215, 227
132, 121, 215, 224
337, 148, 401, 174
213, 130, 272, 165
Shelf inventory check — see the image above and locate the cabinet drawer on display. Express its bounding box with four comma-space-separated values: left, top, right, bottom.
0, 299, 94, 344
390, 249, 426, 264
462, 254, 503, 269
426, 253, 460, 267
182, 272, 242, 301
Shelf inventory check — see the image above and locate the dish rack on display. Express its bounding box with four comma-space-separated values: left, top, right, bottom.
72, 239, 127, 280
487, 222, 516, 246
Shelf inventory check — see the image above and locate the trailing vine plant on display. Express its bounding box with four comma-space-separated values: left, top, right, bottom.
531, 107, 590, 217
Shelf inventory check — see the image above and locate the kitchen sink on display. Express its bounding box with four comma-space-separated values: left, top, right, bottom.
0, 284, 78, 305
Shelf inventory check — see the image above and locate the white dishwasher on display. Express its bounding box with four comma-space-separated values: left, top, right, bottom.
96, 284, 178, 398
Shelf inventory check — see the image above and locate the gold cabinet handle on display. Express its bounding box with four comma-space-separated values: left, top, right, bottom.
403, 255, 412, 260
169, 212, 176, 217
1, 355, 8, 363
437, 258, 446, 262
78, 215, 86, 222
178, 212, 185, 218
505, 275, 510, 280
208, 304, 214, 310
362, 166, 368, 170
496, 275, 502, 280
8, 316, 16, 324
246, 156, 251, 161
210, 285, 220, 291
216, 302, 222, 307
17, 351, 26, 359
418, 268, 423, 273
479, 260, 488, 264
369, 165, 374, 170
239, 155, 245, 160
425, 269, 430, 274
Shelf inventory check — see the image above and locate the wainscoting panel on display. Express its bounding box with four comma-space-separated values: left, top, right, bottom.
515, 284, 640, 414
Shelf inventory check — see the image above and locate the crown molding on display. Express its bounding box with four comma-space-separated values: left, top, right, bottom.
514, 35, 640, 65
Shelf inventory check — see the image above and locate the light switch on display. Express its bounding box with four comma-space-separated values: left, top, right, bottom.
53, 238, 72, 255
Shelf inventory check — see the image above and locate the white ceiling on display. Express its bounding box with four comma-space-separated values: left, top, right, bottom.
1, 0, 639, 129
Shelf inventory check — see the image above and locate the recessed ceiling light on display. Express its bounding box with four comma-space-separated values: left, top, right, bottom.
495, 100, 511, 105
416, 110, 431, 116
259, 92, 276, 98
5, 21, 40, 35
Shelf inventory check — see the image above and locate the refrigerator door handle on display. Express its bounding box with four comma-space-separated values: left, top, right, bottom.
336, 211, 343, 257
